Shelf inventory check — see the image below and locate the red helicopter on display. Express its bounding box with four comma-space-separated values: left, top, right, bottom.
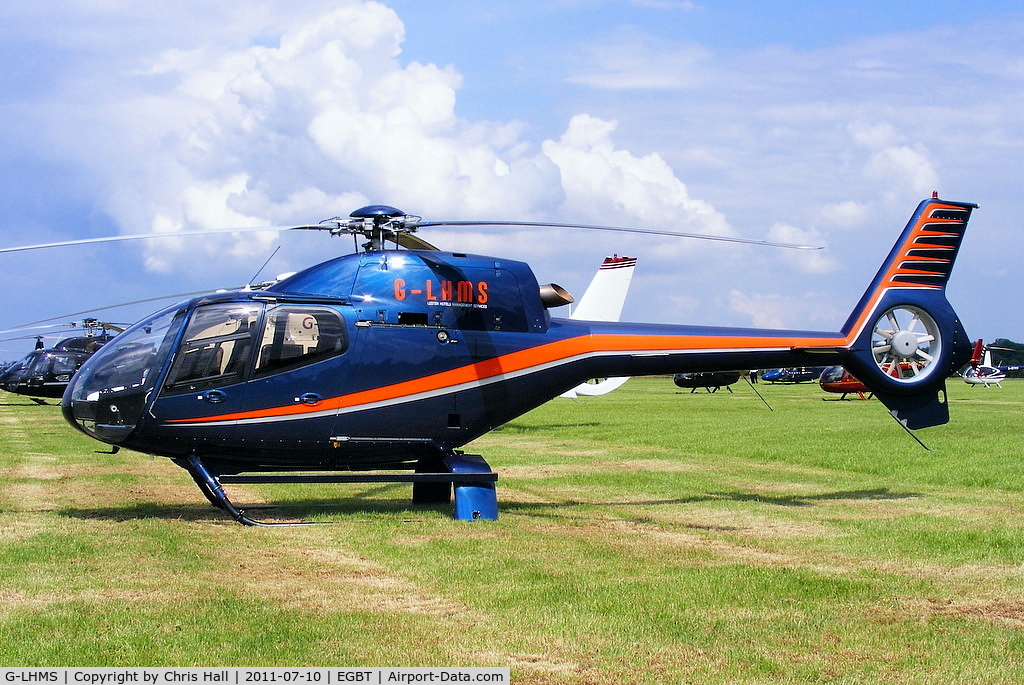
818, 366, 872, 401
3, 197, 976, 524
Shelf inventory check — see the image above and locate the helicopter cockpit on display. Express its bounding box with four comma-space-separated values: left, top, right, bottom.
63, 303, 185, 442
0, 351, 78, 395
63, 298, 352, 444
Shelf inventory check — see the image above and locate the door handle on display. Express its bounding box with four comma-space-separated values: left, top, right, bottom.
201, 390, 227, 404
296, 393, 322, 406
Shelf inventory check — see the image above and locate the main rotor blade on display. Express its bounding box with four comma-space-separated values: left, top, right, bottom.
0, 216, 822, 253
9, 288, 241, 330
394, 231, 440, 251
417, 220, 823, 250
0, 225, 328, 255
0, 319, 129, 337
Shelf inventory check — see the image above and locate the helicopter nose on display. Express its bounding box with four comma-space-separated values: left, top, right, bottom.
60, 394, 85, 432
62, 390, 138, 444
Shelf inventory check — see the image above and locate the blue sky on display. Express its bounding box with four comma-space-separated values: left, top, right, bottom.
1, 1, 1022, 357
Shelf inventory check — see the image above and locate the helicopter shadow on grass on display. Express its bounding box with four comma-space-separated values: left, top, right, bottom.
706, 487, 919, 507
58, 483, 453, 525
0, 398, 57, 407
57, 482, 920, 525
501, 487, 920, 522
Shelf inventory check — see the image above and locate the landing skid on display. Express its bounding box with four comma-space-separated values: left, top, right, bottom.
822, 392, 873, 401
178, 452, 499, 526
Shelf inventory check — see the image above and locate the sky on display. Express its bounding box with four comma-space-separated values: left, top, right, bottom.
1, 0, 1022, 358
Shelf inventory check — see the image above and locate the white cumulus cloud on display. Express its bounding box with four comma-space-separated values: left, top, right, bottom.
94, 4, 735, 282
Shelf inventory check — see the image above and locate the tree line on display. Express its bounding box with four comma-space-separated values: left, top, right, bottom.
990, 338, 1024, 377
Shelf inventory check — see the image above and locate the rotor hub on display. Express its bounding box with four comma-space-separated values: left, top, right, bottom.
349, 205, 407, 220
328, 205, 424, 251
889, 330, 920, 359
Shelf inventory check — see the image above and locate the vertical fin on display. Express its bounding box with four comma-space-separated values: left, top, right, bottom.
839, 198, 976, 429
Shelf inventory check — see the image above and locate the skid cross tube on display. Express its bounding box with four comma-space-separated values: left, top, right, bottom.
218, 472, 498, 485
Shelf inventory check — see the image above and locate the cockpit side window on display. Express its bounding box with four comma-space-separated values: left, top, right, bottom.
253, 306, 347, 378
51, 355, 79, 376
26, 354, 51, 375
163, 303, 262, 394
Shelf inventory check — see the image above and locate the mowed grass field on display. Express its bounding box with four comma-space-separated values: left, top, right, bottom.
1, 377, 1023, 682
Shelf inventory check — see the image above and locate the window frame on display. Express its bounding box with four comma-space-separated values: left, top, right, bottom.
252, 304, 349, 379
162, 303, 263, 395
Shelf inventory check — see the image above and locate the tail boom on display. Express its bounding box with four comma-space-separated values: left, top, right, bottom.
575, 198, 975, 429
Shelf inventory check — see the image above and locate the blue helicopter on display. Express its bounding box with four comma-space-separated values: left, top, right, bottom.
1, 197, 977, 524
761, 367, 827, 383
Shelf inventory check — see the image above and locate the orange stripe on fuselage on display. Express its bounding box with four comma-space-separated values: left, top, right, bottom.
165, 330, 850, 425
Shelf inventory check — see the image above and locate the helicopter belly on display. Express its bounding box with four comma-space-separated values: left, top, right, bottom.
325, 326, 497, 455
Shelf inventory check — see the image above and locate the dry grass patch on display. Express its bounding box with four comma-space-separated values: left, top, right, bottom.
886, 596, 1024, 630
955, 600, 1024, 628
201, 528, 481, 618
0, 514, 48, 542
472, 433, 611, 460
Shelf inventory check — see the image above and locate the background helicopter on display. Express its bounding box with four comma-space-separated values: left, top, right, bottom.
0, 319, 122, 403
761, 366, 827, 383
961, 339, 1023, 388
672, 371, 742, 393
2, 197, 976, 525
818, 365, 872, 401
561, 254, 636, 399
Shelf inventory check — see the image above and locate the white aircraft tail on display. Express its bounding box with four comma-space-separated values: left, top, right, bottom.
569, 255, 637, 322
562, 256, 636, 398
